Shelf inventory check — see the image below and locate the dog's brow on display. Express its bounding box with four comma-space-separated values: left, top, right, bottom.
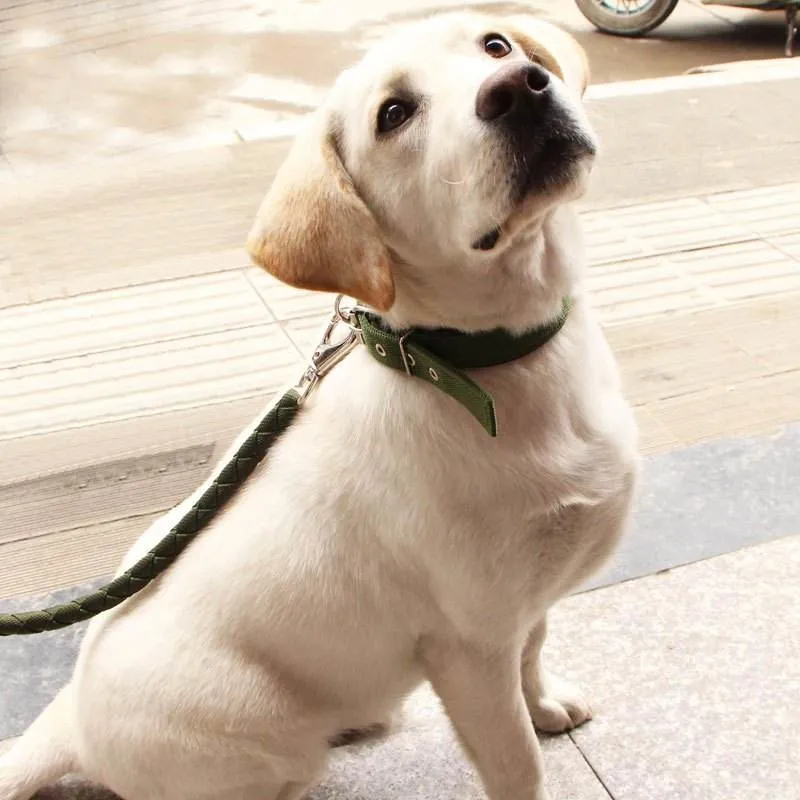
383, 69, 416, 99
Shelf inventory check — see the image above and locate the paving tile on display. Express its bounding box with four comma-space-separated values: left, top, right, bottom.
246, 268, 335, 321
667, 239, 800, 303
0, 272, 271, 368
0, 514, 162, 601
0, 684, 607, 800
0, 648, 608, 800
722, 311, 800, 375
653, 369, 799, 446
630, 406, 681, 456
0, 392, 267, 486
588, 255, 714, 324
588, 422, 800, 591
281, 314, 335, 358
590, 241, 800, 324
0, 585, 95, 741
588, 260, 684, 293
312, 685, 609, 800
769, 230, 800, 261
0, 323, 301, 439
604, 292, 800, 451
0, 395, 275, 597
0, 241, 254, 312
2, 146, 272, 309
706, 182, 800, 237
582, 197, 748, 265
613, 332, 766, 405
552, 534, 800, 800
0, 442, 214, 549
605, 291, 800, 341
581, 214, 647, 264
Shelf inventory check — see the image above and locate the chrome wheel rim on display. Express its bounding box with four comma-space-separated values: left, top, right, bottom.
596, 0, 659, 15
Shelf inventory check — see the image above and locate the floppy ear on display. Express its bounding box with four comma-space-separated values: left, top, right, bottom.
247, 111, 395, 311
506, 18, 590, 97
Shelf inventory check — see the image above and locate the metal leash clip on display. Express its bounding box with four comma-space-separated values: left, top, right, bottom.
295, 295, 365, 404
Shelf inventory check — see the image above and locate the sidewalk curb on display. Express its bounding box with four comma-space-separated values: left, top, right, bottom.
585, 58, 800, 100
685, 56, 800, 75
3, 61, 798, 172
230, 64, 800, 144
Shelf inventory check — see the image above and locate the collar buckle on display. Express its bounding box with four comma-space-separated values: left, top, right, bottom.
398, 331, 415, 376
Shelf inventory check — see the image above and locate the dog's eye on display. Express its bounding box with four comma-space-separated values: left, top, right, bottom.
484, 34, 512, 58
377, 99, 415, 134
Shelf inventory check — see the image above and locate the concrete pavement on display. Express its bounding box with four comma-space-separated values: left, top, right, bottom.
0, 0, 795, 172
1, 29, 800, 800
4, 178, 800, 597
2, 62, 800, 593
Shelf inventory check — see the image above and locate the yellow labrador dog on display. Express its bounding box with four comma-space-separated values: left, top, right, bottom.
0, 12, 638, 800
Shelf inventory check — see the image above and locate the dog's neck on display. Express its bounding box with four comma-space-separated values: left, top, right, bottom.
380, 206, 583, 334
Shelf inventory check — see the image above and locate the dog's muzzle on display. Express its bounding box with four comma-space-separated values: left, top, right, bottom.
471, 62, 596, 251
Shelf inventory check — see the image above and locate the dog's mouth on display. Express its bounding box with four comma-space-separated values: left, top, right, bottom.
516, 133, 596, 196
471, 127, 595, 252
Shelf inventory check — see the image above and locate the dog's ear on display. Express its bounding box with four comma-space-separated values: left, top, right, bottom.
247, 111, 395, 312
506, 18, 590, 97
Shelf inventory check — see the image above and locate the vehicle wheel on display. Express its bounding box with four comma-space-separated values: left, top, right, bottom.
574, 0, 680, 36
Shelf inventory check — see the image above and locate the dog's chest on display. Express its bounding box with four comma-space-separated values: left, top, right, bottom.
465, 357, 635, 508
405, 369, 636, 636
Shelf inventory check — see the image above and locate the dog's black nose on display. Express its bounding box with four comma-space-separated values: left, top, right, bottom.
475, 63, 551, 122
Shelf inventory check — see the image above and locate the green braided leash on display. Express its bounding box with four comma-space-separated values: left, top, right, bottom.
0, 389, 301, 636
0, 295, 571, 637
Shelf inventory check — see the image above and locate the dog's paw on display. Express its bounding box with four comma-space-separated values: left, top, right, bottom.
525, 671, 592, 734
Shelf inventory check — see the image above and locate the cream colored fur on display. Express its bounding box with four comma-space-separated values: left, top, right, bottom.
0, 13, 638, 800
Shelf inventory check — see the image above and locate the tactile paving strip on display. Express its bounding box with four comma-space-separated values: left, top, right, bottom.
2, 183, 799, 598
582, 183, 800, 324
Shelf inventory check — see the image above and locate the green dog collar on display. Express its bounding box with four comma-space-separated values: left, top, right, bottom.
355, 297, 572, 436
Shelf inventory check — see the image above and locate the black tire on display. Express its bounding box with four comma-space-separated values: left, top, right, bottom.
574, 0, 680, 36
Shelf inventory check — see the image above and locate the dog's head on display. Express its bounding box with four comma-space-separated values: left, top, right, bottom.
248, 13, 595, 329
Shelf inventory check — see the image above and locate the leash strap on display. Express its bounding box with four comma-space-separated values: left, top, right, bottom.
0, 296, 571, 636
0, 390, 301, 636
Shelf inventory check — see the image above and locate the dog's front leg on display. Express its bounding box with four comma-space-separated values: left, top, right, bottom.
422, 638, 549, 800
521, 615, 592, 734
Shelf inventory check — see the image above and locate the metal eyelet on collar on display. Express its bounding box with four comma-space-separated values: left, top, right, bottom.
353, 296, 571, 438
